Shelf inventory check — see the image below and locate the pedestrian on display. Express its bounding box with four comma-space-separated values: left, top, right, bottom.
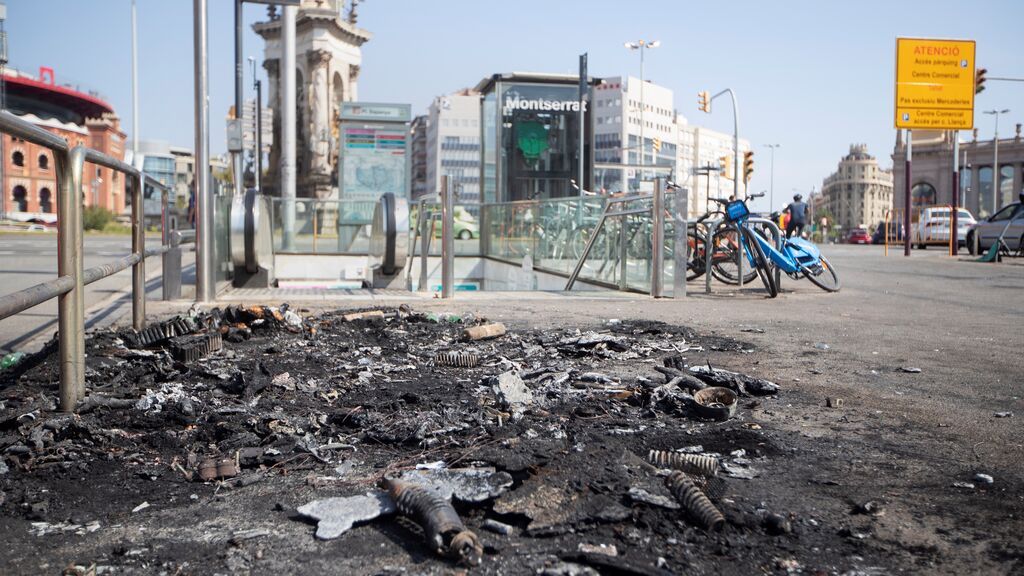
783, 193, 808, 239
187, 180, 197, 228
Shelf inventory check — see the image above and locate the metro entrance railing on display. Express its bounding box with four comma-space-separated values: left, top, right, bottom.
0, 111, 177, 412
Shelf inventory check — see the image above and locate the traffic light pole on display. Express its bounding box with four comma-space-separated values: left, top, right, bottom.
710, 89, 740, 200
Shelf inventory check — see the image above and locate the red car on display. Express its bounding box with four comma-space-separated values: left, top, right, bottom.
846, 228, 871, 244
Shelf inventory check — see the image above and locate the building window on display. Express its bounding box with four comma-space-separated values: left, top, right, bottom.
999, 165, 1015, 208
38, 154, 49, 170
12, 151, 24, 167
39, 187, 53, 213
12, 185, 27, 211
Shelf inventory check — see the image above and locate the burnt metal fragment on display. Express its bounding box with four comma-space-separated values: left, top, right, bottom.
434, 350, 480, 368
691, 386, 738, 421
383, 477, 483, 566
665, 471, 725, 531
168, 332, 223, 363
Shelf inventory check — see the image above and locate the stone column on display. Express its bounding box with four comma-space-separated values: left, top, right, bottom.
308, 49, 333, 198
263, 58, 281, 194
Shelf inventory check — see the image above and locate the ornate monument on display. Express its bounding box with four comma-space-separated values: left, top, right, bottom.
253, 0, 371, 198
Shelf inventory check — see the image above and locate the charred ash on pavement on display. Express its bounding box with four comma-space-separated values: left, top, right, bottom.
0, 304, 946, 574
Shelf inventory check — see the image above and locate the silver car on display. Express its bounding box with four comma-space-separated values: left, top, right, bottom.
966, 202, 1024, 254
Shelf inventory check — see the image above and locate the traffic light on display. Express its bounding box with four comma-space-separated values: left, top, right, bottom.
653, 137, 662, 153
719, 155, 733, 180
743, 151, 755, 183
697, 91, 711, 113
975, 68, 987, 94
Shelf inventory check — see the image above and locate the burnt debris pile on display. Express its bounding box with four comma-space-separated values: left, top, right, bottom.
0, 305, 810, 574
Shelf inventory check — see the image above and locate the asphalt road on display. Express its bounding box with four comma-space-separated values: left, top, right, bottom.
0, 232, 195, 354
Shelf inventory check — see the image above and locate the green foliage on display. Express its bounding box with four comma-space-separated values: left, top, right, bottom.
83, 206, 114, 231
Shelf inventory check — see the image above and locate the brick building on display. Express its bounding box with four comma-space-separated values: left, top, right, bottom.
2, 67, 126, 220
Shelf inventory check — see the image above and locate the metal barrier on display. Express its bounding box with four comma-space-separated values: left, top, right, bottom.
0, 110, 174, 412
885, 205, 956, 256
565, 178, 673, 297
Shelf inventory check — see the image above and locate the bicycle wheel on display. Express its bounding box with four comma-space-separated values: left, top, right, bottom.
743, 226, 778, 298
799, 254, 840, 292
710, 228, 758, 285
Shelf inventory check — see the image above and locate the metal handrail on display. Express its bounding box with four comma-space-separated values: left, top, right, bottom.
0, 110, 177, 412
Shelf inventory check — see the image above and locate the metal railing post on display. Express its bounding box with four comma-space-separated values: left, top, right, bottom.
651, 178, 665, 298
705, 219, 722, 294
441, 175, 454, 298
162, 184, 173, 300
58, 145, 87, 411
618, 214, 627, 290
131, 172, 145, 329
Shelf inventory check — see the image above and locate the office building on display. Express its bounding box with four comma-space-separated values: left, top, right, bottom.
820, 144, 893, 231
592, 76, 676, 194
426, 89, 481, 204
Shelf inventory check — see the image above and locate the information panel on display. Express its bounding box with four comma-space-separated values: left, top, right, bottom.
894, 37, 976, 130
337, 102, 411, 206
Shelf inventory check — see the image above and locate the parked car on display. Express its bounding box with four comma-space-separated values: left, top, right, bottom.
846, 228, 871, 244
432, 207, 480, 240
913, 207, 976, 248
871, 220, 904, 244
966, 202, 1024, 254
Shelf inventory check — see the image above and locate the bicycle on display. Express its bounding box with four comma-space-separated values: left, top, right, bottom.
711, 194, 841, 294
707, 194, 779, 297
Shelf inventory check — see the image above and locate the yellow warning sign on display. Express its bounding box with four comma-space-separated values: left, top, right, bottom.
895, 37, 975, 130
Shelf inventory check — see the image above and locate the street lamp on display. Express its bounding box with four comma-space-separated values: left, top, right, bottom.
983, 108, 1010, 213
624, 39, 659, 189
763, 143, 780, 210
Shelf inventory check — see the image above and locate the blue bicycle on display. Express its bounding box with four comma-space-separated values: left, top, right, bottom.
712, 194, 841, 295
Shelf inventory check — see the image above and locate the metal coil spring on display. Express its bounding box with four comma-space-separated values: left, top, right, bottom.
647, 449, 719, 478
665, 471, 725, 531
383, 478, 482, 566
435, 351, 480, 368
136, 316, 197, 348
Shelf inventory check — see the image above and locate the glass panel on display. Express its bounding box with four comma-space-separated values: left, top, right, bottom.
482, 92, 497, 204
269, 198, 377, 254
214, 194, 233, 283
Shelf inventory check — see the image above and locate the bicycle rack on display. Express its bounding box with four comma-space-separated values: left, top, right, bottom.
703, 217, 784, 295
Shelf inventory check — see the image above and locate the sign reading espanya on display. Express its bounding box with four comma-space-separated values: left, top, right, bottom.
895, 37, 976, 130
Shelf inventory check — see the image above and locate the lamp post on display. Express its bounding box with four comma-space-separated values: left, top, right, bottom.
249, 56, 262, 193
763, 143, 780, 211
624, 39, 659, 190
983, 108, 1010, 213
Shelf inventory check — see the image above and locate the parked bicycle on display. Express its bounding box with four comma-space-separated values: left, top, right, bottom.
710, 194, 841, 294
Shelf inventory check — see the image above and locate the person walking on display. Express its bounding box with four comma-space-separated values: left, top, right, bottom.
783, 193, 808, 239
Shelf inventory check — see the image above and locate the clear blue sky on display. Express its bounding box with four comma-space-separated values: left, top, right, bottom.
6, 0, 1023, 211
